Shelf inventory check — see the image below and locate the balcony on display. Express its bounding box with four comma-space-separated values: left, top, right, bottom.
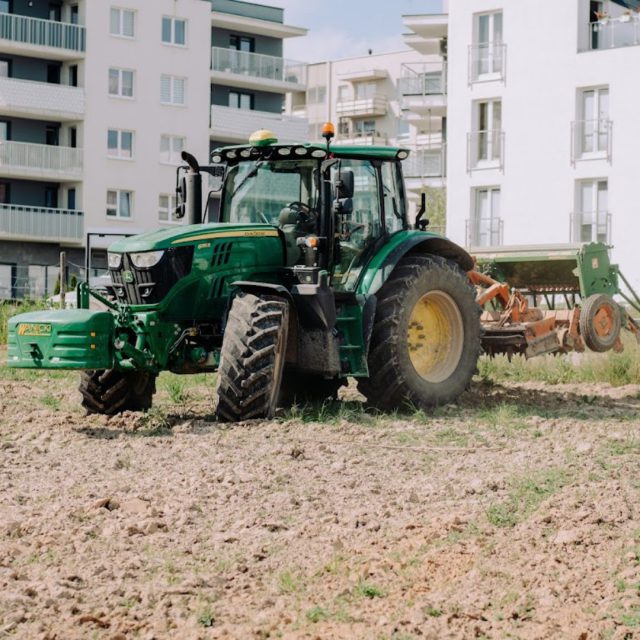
0, 141, 83, 181
0, 13, 85, 60
589, 14, 640, 50
468, 42, 506, 84
0, 77, 84, 121
571, 119, 612, 164
570, 211, 611, 244
403, 145, 446, 190
466, 217, 504, 248
210, 104, 308, 143
467, 130, 505, 172
211, 47, 306, 94
399, 62, 447, 116
336, 95, 388, 118
0, 204, 84, 243
337, 131, 388, 146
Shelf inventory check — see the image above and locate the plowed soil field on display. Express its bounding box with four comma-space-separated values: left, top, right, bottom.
1, 356, 640, 639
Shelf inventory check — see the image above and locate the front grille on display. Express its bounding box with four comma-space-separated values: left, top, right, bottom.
110, 246, 194, 305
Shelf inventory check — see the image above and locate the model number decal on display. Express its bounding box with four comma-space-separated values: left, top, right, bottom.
18, 323, 52, 337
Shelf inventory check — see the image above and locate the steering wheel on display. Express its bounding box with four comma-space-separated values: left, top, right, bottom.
286, 201, 314, 222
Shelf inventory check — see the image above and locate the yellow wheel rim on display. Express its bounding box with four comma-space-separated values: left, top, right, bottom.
407, 291, 464, 383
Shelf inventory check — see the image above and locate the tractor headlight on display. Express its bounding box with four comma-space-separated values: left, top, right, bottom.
108, 253, 122, 269
130, 250, 165, 269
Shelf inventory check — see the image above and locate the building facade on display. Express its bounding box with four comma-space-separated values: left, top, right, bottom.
444, 0, 640, 287
0, 0, 308, 299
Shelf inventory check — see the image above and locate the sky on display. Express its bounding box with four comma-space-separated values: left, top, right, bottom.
266, 0, 443, 63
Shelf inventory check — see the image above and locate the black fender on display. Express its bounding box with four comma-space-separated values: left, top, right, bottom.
231, 281, 294, 305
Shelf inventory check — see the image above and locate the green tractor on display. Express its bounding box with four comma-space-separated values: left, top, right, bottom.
7, 128, 481, 421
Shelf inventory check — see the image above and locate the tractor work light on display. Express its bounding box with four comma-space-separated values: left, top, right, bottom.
322, 122, 335, 140
108, 253, 123, 269
130, 250, 165, 269
396, 150, 409, 160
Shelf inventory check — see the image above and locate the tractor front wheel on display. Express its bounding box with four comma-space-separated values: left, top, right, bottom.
79, 369, 156, 415
216, 293, 289, 422
358, 255, 481, 410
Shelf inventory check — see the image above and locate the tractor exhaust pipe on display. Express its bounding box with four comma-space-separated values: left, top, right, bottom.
180, 151, 203, 226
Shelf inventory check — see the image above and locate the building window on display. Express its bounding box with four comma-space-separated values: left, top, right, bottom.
160, 75, 186, 105
70, 5, 79, 25
69, 64, 78, 87
159, 194, 180, 223
45, 185, 58, 208
469, 187, 502, 247
109, 68, 134, 98
0, 2, 10, 14
573, 87, 611, 162
355, 81, 377, 100
573, 179, 609, 243
229, 90, 253, 110
0, 121, 9, 141
160, 135, 184, 164
0, 59, 10, 78
354, 119, 377, 137
0, 181, 10, 203
49, 4, 61, 21
110, 8, 135, 38
230, 35, 254, 52
307, 86, 326, 105
107, 189, 133, 218
469, 99, 503, 171
471, 11, 505, 82
162, 16, 186, 46
108, 129, 134, 159
67, 188, 76, 210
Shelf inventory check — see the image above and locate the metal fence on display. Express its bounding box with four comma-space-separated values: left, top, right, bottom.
0, 13, 85, 52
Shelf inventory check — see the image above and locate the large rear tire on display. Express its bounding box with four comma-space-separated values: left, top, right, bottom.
216, 293, 289, 422
79, 369, 156, 415
358, 254, 481, 410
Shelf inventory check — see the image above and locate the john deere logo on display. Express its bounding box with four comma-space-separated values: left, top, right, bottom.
123, 270, 134, 283
18, 323, 52, 337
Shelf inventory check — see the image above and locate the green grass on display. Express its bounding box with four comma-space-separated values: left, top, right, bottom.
486, 468, 569, 528
306, 606, 329, 623
354, 581, 385, 599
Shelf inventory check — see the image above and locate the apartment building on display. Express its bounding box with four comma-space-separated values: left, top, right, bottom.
0, 0, 308, 299
443, 0, 640, 287
0, 0, 210, 299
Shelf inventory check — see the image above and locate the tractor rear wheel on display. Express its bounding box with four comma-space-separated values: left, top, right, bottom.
79, 369, 156, 415
216, 293, 289, 422
358, 254, 481, 410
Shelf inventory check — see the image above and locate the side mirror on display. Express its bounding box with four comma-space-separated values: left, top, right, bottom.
333, 197, 353, 216
335, 169, 354, 199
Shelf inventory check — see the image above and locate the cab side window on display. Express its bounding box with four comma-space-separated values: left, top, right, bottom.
332, 159, 382, 291
381, 162, 406, 234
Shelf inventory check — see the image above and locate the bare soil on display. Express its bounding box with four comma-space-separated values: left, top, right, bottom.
1, 362, 640, 639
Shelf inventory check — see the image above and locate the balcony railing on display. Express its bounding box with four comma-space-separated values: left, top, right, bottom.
0, 141, 83, 177
0, 204, 84, 242
468, 42, 506, 83
571, 119, 612, 164
466, 217, 504, 248
0, 13, 85, 52
211, 47, 306, 86
335, 96, 388, 118
403, 145, 446, 179
210, 105, 308, 142
0, 76, 85, 120
338, 130, 388, 145
399, 62, 447, 96
467, 130, 505, 172
590, 15, 640, 50
570, 211, 611, 244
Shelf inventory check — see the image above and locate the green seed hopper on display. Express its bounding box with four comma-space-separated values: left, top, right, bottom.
469, 242, 640, 358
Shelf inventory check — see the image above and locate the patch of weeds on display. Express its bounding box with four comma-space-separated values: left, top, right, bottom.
164, 377, 189, 405
280, 400, 373, 426
354, 581, 385, 599
434, 426, 469, 447
139, 407, 173, 437
616, 578, 628, 593
425, 606, 443, 617
278, 571, 301, 594
40, 394, 60, 410
306, 606, 329, 623
486, 468, 568, 528
607, 438, 640, 456
620, 606, 640, 628
197, 607, 215, 628
120, 598, 137, 609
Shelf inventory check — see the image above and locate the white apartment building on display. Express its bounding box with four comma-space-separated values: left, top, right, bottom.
0, 0, 308, 299
442, 0, 640, 288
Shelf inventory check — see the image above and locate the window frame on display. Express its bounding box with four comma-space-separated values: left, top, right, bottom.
160, 74, 187, 106
161, 16, 187, 47
107, 128, 135, 160
110, 7, 136, 39
108, 67, 135, 99
158, 193, 181, 224
159, 134, 185, 165
106, 188, 134, 219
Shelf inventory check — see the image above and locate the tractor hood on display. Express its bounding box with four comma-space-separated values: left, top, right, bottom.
108, 223, 280, 254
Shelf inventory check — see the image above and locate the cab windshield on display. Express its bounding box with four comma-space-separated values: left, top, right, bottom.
221, 159, 320, 227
